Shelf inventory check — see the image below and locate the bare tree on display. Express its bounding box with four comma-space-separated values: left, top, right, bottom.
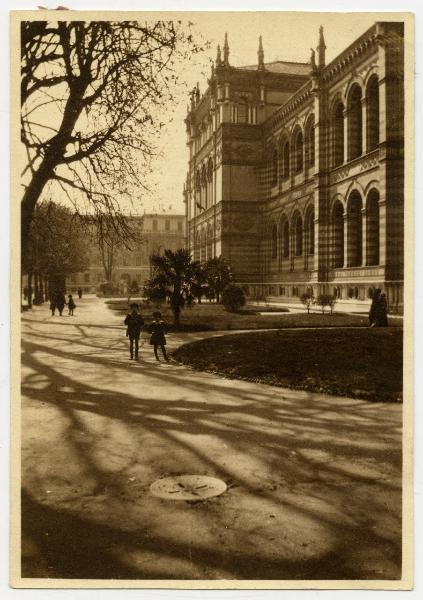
21, 20, 205, 253
91, 213, 144, 283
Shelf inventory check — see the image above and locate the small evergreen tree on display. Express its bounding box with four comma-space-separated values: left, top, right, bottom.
205, 256, 232, 303
144, 248, 196, 325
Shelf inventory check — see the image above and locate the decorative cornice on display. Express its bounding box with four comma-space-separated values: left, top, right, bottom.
321, 25, 379, 85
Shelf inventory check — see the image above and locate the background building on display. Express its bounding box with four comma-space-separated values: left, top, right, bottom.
184, 22, 404, 312
68, 214, 186, 293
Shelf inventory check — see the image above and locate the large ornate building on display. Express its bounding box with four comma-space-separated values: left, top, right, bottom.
68, 214, 186, 293
184, 22, 404, 311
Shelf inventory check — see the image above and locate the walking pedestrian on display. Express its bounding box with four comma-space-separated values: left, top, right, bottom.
150, 311, 169, 362
55, 291, 66, 316
369, 288, 388, 327
124, 303, 144, 360
67, 294, 76, 316
369, 288, 381, 327
378, 293, 388, 327
77, 287, 83, 300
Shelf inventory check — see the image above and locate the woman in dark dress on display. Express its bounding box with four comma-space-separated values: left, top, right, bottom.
55, 291, 66, 316
150, 311, 169, 361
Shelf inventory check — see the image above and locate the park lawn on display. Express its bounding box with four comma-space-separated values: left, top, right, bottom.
104, 300, 389, 331
173, 328, 403, 402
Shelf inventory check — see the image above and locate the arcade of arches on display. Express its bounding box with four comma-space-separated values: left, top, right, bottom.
185, 23, 404, 312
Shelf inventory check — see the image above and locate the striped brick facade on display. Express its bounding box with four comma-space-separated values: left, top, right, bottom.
184, 22, 404, 312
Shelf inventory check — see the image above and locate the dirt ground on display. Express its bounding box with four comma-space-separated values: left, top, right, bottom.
20, 296, 403, 581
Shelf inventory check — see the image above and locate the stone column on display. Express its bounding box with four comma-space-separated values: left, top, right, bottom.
361, 96, 368, 154
343, 108, 349, 163
343, 212, 348, 267
361, 207, 367, 266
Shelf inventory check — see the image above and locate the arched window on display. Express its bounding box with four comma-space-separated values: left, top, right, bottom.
292, 212, 303, 256
207, 158, 213, 181
271, 224, 278, 259
206, 225, 213, 260
207, 158, 213, 208
195, 169, 202, 214
282, 140, 290, 180
200, 228, 207, 262
332, 101, 344, 167
331, 201, 344, 268
237, 99, 248, 123
348, 85, 363, 160
195, 169, 201, 190
194, 231, 201, 261
347, 191, 363, 267
366, 75, 379, 152
201, 163, 207, 208
305, 117, 315, 168
283, 219, 289, 257
293, 128, 304, 173
271, 148, 278, 185
366, 189, 380, 266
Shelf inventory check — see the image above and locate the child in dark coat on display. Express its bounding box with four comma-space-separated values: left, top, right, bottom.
124, 303, 144, 360
68, 294, 76, 316
149, 311, 169, 361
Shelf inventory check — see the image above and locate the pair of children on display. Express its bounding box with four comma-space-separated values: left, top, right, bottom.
124, 304, 168, 362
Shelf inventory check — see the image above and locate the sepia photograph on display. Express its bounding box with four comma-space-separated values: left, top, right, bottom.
9, 7, 414, 589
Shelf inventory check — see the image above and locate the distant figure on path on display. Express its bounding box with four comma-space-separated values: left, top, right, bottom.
150, 312, 169, 362
369, 288, 388, 327
124, 303, 144, 361
77, 287, 83, 299
67, 294, 76, 316
55, 291, 66, 317
378, 293, 388, 326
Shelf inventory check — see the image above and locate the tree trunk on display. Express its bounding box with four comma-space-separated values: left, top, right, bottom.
21, 79, 88, 257
21, 162, 54, 259
44, 276, 49, 301
27, 271, 33, 307
39, 275, 44, 303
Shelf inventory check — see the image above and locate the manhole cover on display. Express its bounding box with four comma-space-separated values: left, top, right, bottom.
150, 475, 227, 500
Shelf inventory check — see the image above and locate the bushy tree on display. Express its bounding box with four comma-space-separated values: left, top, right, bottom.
222, 283, 246, 313
23, 201, 90, 304
144, 248, 197, 325
205, 256, 232, 303
130, 279, 140, 294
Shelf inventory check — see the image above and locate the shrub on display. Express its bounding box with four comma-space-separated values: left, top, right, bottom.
316, 293, 337, 314
130, 279, 140, 293
222, 284, 246, 313
300, 292, 315, 314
